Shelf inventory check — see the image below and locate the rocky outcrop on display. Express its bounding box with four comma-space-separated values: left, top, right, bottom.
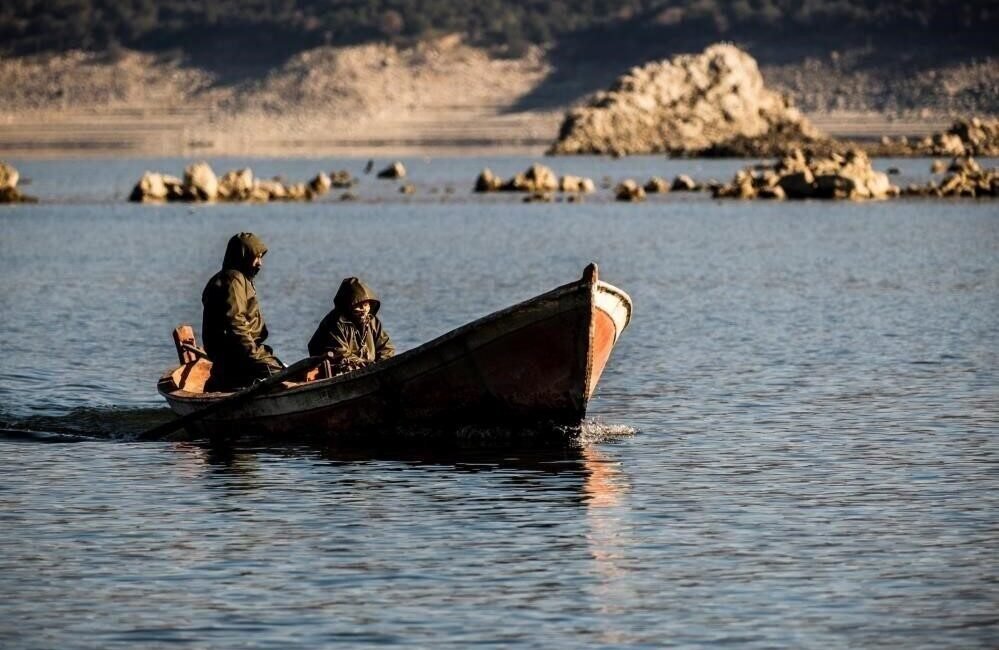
549, 44, 826, 157
1, 161, 20, 190
712, 148, 899, 200
559, 175, 595, 193
377, 162, 406, 179
474, 164, 593, 194
902, 157, 998, 198
475, 168, 503, 192
501, 163, 559, 192
868, 117, 999, 157
218, 168, 254, 200
0, 161, 37, 203
671, 175, 700, 192
615, 180, 646, 202
129, 163, 335, 203
644, 177, 670, 194
184, 162, 218, 201
329, 170, 356, 188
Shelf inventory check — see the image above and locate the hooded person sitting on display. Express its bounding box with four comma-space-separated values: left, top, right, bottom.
308, 277, 395, 375
201, 232, 284, 392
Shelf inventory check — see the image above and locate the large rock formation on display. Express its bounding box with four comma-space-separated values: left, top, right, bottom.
549, 44, 826, 157
712, 148, 899, 201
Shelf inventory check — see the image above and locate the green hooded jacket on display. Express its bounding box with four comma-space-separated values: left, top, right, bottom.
308, 277, 395, 371
201, 232, 282, 390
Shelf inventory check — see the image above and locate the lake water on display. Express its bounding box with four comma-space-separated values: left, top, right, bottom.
1, 156, 997, 648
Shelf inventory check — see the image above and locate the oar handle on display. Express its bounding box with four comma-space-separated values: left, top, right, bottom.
137, 355, 326, 441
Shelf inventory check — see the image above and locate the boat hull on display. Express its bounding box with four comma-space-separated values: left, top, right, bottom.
158, 266, 631, 440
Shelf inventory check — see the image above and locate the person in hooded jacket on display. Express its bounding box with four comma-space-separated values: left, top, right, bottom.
202, 232, 284, 392
308, 277, 395, 375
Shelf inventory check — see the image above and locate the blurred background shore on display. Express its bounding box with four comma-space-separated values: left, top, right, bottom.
0, 1, 995, 158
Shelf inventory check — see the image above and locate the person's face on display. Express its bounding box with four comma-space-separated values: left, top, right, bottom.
351, 301, 371, 325
248, 254, 263, 277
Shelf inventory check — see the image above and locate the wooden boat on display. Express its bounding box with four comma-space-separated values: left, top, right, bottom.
157, 263, 632, 440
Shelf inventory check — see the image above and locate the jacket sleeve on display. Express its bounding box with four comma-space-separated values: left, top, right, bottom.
373, 318, 395, 360
225, 276, 279, 369
311, 318, 367, 367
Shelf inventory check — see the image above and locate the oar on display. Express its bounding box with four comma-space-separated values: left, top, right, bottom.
136, 355, 325, 441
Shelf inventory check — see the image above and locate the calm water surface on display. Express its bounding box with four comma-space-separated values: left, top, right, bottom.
1, 157, 997, 648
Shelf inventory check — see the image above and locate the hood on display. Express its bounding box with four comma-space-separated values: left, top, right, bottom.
221, 232, 267, 275
333, 277, 381, 315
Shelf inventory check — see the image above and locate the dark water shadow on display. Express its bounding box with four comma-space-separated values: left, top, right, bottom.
186, 437, 593, 475
169, 432, 633, 510
0, 406, 635, 450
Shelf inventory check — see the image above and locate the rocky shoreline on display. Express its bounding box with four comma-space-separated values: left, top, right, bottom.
0, 39, 995, 159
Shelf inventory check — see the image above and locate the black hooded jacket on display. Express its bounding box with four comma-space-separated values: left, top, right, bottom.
308, 277, 395, 371
201, 233, 282, 390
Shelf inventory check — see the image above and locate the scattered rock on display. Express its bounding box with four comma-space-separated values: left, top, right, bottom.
0, 161, 20, 190
886, 167, 901, 175
340, 191, 358, 201
218, 168, 255, 201
902, 157, 998, 198
930, 159, 946, 174
947, 117, 999, 156
523, 192, 553, 203
502, 163, 559, 192
867, 117, 999, 158
183, 162, 219, 201
130, 164, 337, 203
130, 171, 169, 202
329, 170, 355, 187
712, 148, 900, 200
377, 162, 406, 179
255, 179, 287, 201
399, 183, 416, 194
948, 157, 981, 174
559, 175, 595, 193
615, 180, 646, 202
474, 168, 503, 192
549, 44, 827, 157
477, 164, 592, 194
0, 161, 37, 203
308, 172, 332, 196
671, 175, 700, 191
286, 182, 309, 201
644, 177, 671, 193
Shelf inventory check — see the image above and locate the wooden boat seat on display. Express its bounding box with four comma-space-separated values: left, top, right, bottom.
166, 324, 332, 394
167, 325, 212, 393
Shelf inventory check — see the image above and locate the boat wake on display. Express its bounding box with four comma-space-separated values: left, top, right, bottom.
578, 420, 638, 444
0, 406, 175, 441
